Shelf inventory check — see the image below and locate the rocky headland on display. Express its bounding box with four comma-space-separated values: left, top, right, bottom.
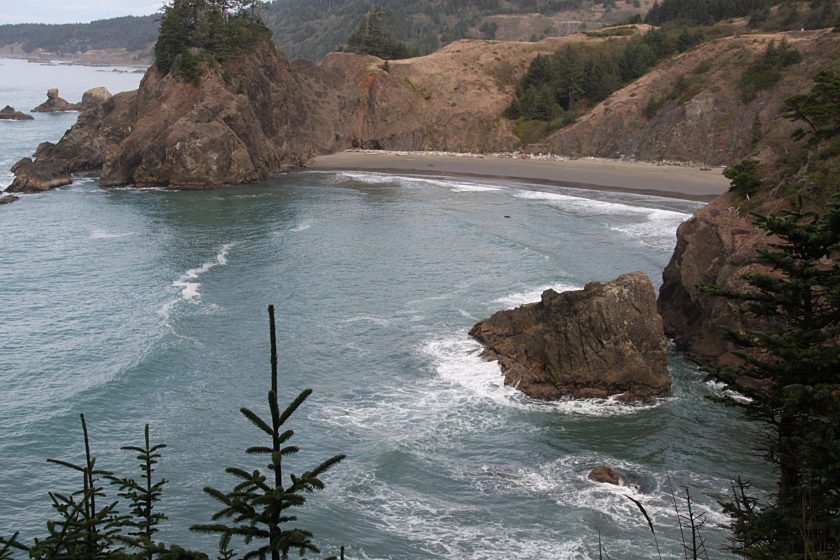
470, 272, 671, 402
0, 105, 33, 120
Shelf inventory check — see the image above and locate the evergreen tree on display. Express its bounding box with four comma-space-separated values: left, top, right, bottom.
191, 305, 345, 560
344, 7, 409, 59
703, 203, 840, 557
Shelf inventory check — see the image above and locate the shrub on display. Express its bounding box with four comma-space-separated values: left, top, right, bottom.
723, 159, 762, 197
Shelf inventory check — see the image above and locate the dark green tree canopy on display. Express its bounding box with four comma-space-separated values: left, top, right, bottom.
344, 7, 409, 59
155, 0, 271, 80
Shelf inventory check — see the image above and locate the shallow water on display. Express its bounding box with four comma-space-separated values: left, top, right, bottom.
0, 61, 771, 559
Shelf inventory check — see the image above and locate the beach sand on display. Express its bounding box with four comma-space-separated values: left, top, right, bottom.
309, 151, 730, 201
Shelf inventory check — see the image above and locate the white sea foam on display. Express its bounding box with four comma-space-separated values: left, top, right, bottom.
88, 229, 133, 240
289, 223, 311, 232
337, 172, 503, 194
159, 243, 234, 318
331, 470, 593, 560
513, 189, 692, 250
493, 282, 580, 308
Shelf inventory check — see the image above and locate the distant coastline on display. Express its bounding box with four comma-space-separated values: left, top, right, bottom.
309, 150, 730, 202
0, 45, 151, 68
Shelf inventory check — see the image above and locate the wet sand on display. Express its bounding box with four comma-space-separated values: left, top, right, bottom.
309, 151, 729, 201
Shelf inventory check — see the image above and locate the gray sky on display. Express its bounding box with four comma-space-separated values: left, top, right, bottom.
0, 1, 166, 24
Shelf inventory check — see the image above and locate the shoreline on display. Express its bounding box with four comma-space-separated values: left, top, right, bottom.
309, 151, 730, 202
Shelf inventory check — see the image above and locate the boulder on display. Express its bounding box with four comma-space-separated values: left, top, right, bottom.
0, 105, 34, 120
32, 88, 80, 112
6, 158, 71, 193
0, 194, 19, 204
470, 272, 670, 401
588, 466, 620, 485
80, 87, 112, 107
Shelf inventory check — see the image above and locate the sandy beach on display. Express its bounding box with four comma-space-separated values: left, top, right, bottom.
309, 151, 730, 201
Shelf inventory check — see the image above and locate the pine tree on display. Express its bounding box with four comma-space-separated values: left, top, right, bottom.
108, 425, 168, 559
703, 202, 840, 557
191, 305, 345, 560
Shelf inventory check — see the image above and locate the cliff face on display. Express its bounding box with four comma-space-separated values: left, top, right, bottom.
470, 273, 670, 402
101, 43, 340, 187
656, 193, 786, 367
536, 30, 837, 165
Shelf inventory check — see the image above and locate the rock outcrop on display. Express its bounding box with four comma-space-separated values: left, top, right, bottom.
470, 272, 670, 401
588, 466, 620, 485
32, 88, 80, 112
80, 87, 112, 108
0, 194, 19, 204
6, 90, 135, 193
657, 192, 783, 367
0, 106, 33, 120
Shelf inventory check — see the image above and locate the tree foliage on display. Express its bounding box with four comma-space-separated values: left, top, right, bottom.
703, 202, 840, 558
0, 307, 344, 560
343, 7, 409, 59
155, 0, 271, 81
504, 23, 705, 130
191, 305, 345, 560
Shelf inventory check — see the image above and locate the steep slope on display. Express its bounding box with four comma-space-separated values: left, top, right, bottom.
533, 29, 839, 165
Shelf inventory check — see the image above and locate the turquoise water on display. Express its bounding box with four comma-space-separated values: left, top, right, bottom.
0, 60, 771, 559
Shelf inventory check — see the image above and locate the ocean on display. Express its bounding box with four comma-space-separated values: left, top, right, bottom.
0, 58, 771, 559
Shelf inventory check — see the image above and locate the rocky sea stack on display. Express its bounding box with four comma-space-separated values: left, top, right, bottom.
32, 88, 80, 112
0, 106, 34, 120
470, 272, 670, 402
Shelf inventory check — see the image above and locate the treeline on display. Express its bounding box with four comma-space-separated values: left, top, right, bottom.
155, 0, 271, 81
505, 24, 706, 128
0, 16, 158, 54
646, 0, 839, 30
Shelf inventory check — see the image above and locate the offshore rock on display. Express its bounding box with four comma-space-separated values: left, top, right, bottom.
588, 466, 620, 485
470, 272, 670, 402
0, 105, 33, 120
32, 88, 80, 112
0, 194, 19, 204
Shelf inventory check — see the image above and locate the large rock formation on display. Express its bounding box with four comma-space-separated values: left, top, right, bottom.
657, 192, 783, 367
32, 88, 80, 112
6, 90, 136, 193
0, 106, 33, 120
470, 272, 670, 401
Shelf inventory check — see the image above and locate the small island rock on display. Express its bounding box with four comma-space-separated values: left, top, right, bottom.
588, 466, 621, 485
470, 272, 671, 402
0, 105, 34, 120
6, 158, 72, 193
32, 88, 80, 112
0, 194, 20, 204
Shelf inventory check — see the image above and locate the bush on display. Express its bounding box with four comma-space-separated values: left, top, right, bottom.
723, 159, 763, 197
739, 40, 802, 102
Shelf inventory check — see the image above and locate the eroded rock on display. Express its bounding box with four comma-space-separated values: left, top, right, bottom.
0, 194, 20, 204
32, 88, 80, 112
0, 106, 34, 120
470, 272, 670, 401
588, 466, 620, 485
6, 158, 71, 193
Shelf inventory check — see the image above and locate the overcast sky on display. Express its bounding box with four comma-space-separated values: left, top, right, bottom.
0, 1, 167, 24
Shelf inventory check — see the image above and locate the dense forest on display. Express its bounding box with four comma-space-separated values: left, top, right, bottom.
0, 0, 648, 62
0, 16, 158, 54
646, 0, 839, 29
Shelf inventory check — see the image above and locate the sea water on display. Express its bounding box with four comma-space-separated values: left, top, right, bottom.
0, 59, 771, 559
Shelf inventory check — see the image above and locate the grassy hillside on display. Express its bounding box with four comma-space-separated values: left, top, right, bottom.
0, 0, 654, 63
